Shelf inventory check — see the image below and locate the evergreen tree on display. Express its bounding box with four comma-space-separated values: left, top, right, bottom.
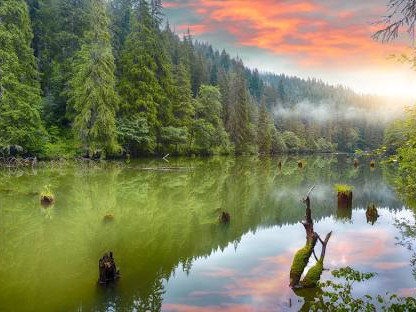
228, 65, 256, 154
118, 0, 162, 153
0, 0, 45, 152
192, 85, 230, 154
67, 0, 119, 155
257, 100, 272, 155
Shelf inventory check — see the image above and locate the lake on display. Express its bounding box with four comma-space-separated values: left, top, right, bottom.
0, 155, 414, 311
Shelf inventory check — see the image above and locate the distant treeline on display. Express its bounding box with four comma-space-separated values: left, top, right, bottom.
0, 0, 393, 158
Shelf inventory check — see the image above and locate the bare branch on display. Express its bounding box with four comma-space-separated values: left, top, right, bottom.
373, 0, 416, 43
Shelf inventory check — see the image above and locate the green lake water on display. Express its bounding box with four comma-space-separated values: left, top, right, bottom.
0, 155, 414, 311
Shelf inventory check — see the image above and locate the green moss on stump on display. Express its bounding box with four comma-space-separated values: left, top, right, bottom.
301, 260, 324, 288
290, 244, 313, 286
334, 184, 353, 195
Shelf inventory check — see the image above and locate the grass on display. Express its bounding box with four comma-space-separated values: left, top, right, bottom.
334, 184, 353, 194
40, 184, 54, 199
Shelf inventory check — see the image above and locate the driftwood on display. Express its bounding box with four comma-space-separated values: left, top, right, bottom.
98, 252, 120, 284
289, 186, 332, 289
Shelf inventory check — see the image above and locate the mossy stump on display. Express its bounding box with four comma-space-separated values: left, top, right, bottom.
354, 159, 359, 167
219, 212, 230, 224
300, 260, 324, 288
103, 214, 114, 223
40, 195, 54, 207
366, 204, 379, 225
337, 191, 352, 209
98, 252, 120, 284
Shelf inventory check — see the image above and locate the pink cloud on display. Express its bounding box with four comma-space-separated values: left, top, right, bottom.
167, 0, 407, 68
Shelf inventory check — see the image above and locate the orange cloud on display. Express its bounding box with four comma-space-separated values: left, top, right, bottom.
170, 0, 407, 68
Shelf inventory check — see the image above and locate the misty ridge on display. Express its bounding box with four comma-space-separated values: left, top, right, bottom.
272, 98, 409, 125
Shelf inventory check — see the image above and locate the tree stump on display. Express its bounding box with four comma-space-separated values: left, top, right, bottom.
337, 191, 352, 210
98, 252, 120, 284
219, 212, 230, 224
40, 195, 54, 207
354, 159, 359, 168
366, 204, 379, 225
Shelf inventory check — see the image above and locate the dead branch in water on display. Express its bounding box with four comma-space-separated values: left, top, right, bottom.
290, 186, 333, 289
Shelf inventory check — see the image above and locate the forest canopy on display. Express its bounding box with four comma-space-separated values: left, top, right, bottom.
0, 0, 407, 158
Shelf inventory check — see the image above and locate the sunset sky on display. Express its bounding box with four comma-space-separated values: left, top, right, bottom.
164, 0, 416, 98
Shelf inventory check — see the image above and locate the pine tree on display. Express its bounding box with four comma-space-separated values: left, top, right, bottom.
228, 65, 256, 154
67, 0, 119, 155
257, 100, 272, 154
118, 0, 160, 151
0, 0, 45, 152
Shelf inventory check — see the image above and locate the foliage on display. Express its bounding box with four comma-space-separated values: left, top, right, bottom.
4, 0, 393, 158
310, 267, 416, 311
67, 0, 120, 156
0, 0, 46, 153
283, 131, 304, 152
117, 116, 155, 155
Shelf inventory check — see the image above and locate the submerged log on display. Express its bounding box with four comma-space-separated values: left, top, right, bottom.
219, 212, 230, 224
98, 252, 120, 284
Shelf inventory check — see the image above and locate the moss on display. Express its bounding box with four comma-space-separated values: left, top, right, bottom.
40, 184, 54, 206
290, 244, 313, 286
334, 184, 353, 195
301, 260, 324, 288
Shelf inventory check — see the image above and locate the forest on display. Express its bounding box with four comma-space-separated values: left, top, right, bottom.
0, 0, 405, 159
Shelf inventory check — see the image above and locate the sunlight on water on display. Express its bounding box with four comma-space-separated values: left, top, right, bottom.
0, 155, 413, 311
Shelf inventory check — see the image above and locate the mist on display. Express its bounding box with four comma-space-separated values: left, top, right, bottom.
273, 98, 409, 124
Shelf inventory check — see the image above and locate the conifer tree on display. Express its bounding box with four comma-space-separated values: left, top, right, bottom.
257, 100, 272, 154
228, 65, 256, 154
0, 0, 45, 152
67, 0, 119, 155
118, 0, 161, 152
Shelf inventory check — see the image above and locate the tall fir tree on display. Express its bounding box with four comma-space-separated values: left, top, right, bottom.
67, 0, 119, 155
257, 100, 272, 155
228, 65, 255, 154
0, 0, 45, 152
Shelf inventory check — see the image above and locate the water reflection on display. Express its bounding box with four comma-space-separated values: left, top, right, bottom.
0, 155, 412, 311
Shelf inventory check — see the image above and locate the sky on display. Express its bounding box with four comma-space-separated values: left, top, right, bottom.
163, 0, 416, 99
